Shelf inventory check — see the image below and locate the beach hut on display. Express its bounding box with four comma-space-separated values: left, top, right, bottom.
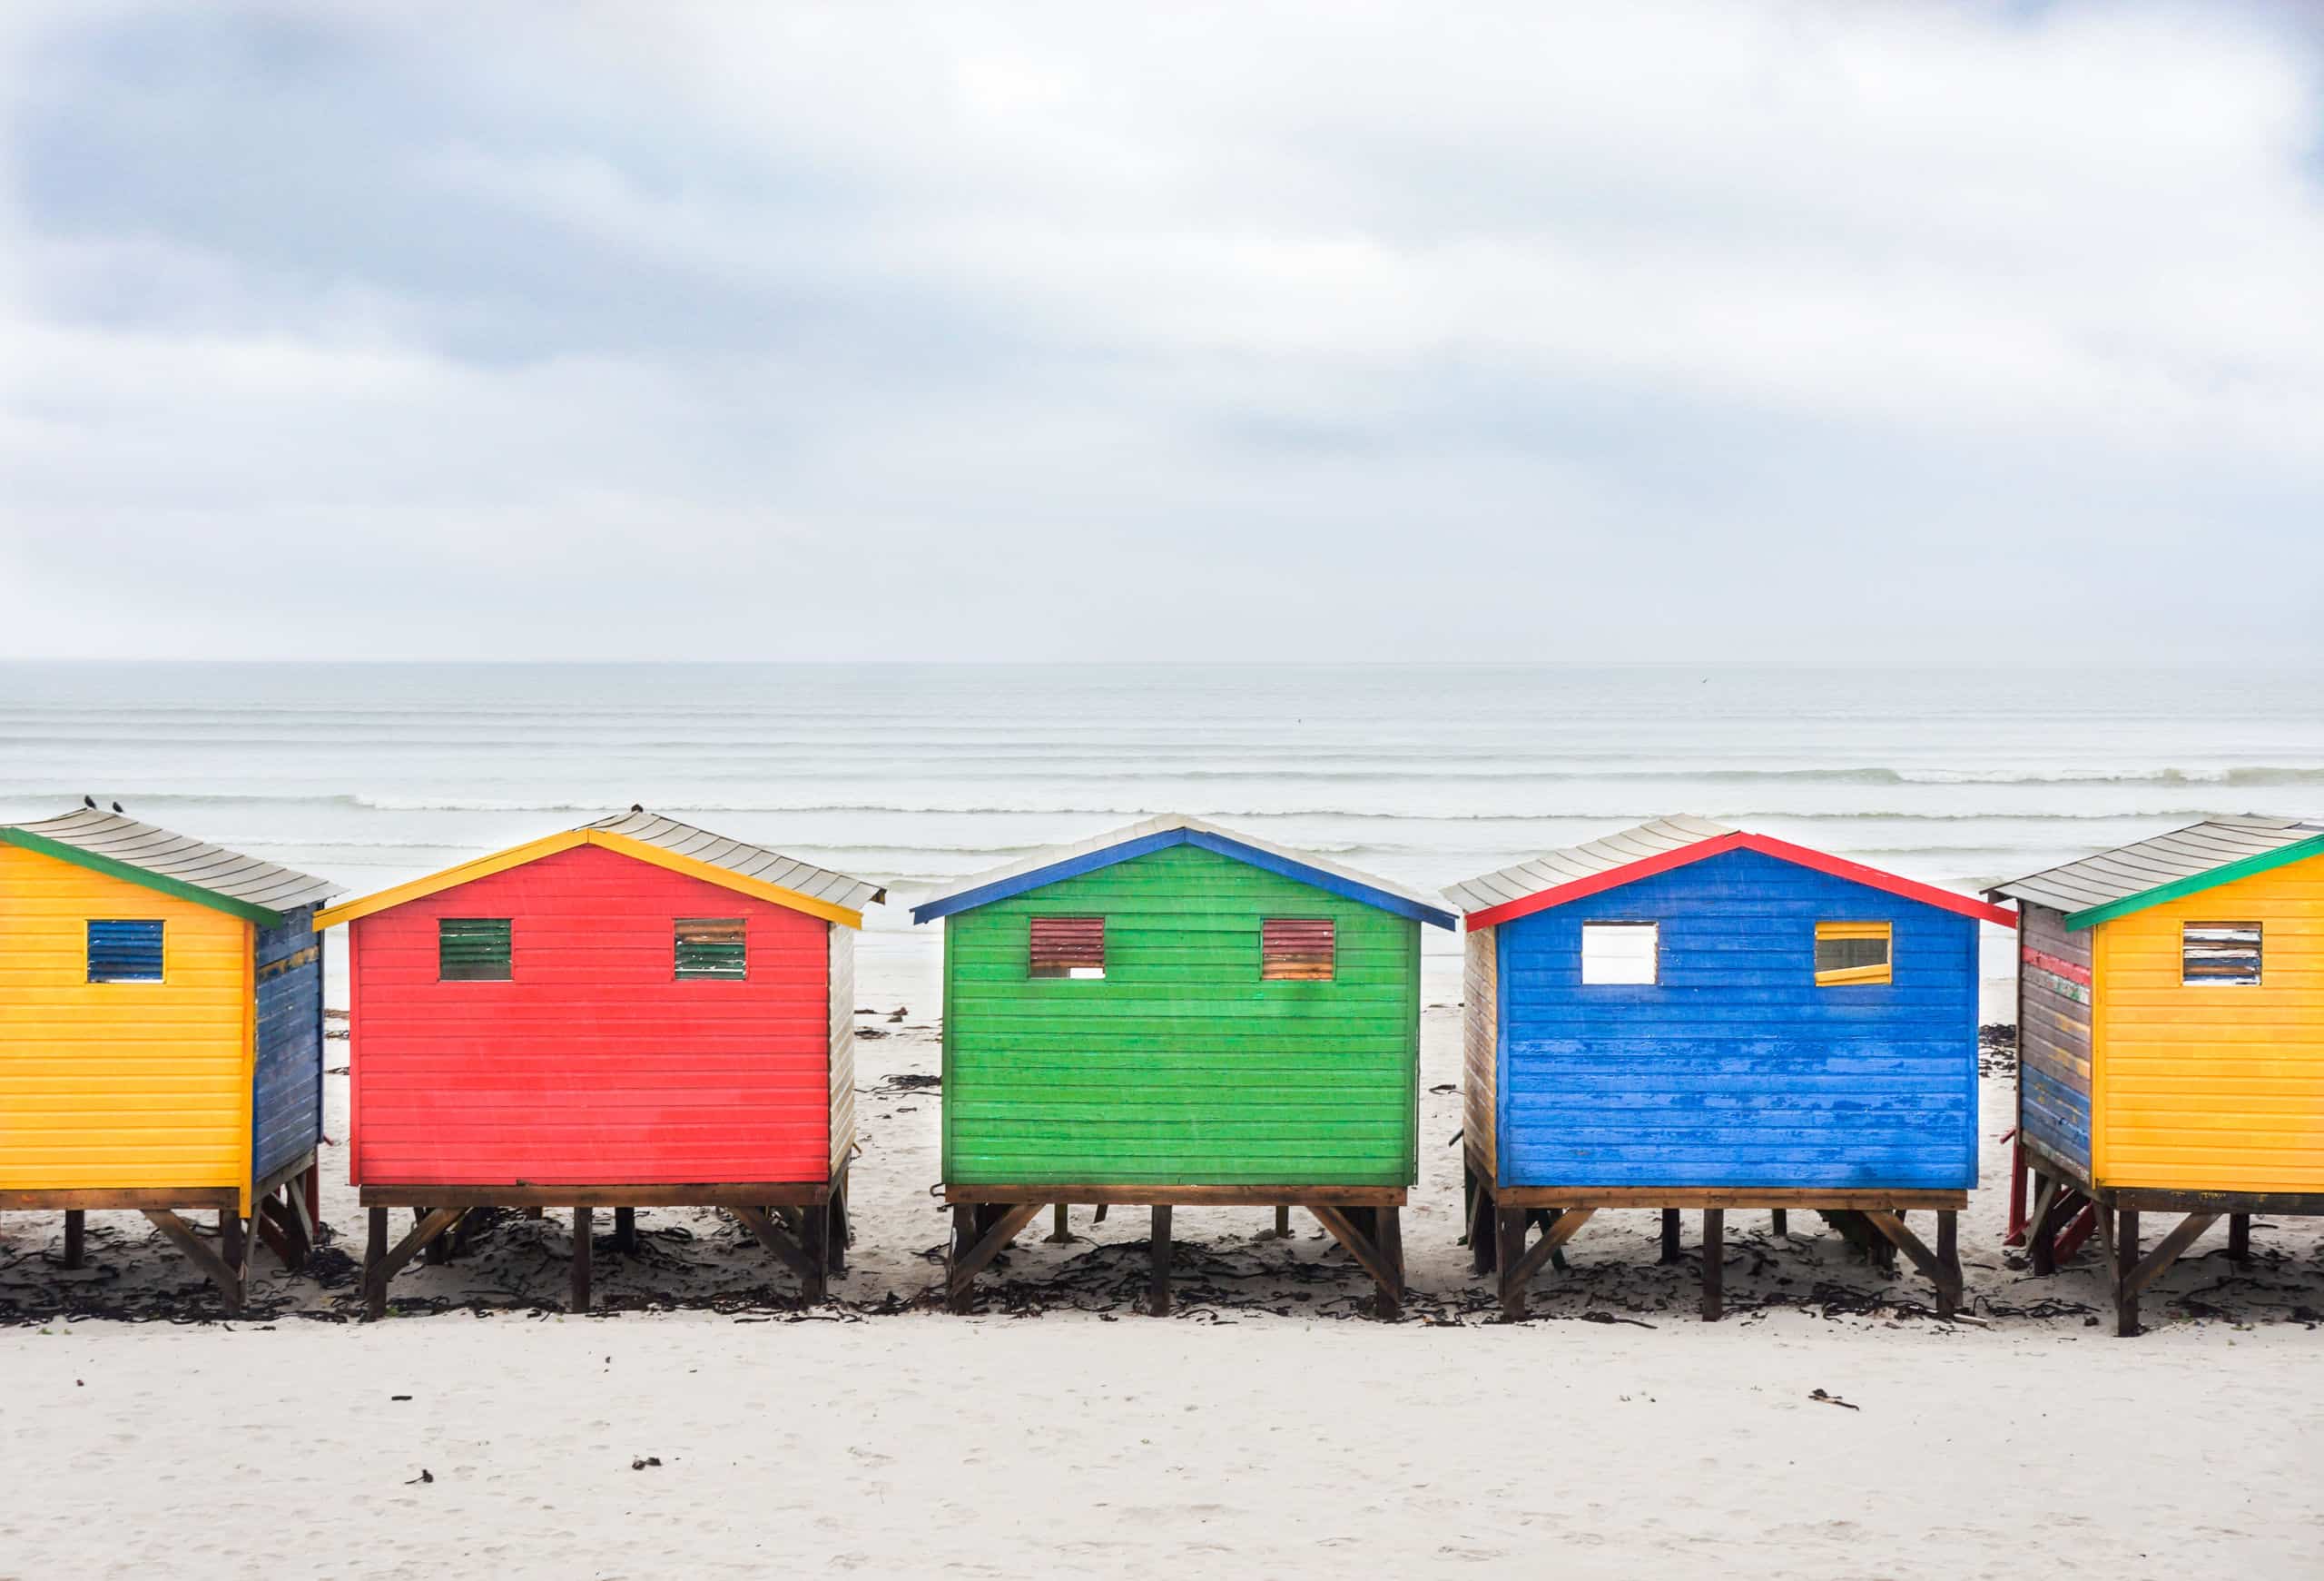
911, 815, 1455, 1319
0, 806, 339, 1311
1445, 816, 2015, 1321
1989, 815, 2324, 1335
312, 810, 884, 1317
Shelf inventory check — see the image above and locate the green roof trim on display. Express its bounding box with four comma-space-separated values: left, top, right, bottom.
2065, 831, 2324, 931
0, 825, 286, 927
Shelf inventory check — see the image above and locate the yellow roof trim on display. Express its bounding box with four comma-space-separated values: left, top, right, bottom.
313, 829, 863, 932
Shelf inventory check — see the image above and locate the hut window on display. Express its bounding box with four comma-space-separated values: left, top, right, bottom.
438, 917, 513, 982
86, 919, 163, 983
2183, 923, 2261, 987
1029, 915, 1105, 979
1580, 923, 1658, 985
1815, 922, 1893, 987
675, 917, 748, 980
1262, 918, 1335, 981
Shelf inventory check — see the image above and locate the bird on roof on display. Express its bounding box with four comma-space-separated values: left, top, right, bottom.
631, 803, 644, 813
82, 795, 95, 809
111, 802, 123, 814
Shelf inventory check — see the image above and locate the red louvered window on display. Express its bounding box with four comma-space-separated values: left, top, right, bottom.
1262, 918, 1334, 981
1029, 915, 1106, 979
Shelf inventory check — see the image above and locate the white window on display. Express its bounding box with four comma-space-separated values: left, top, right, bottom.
1581, 922, 1659, 985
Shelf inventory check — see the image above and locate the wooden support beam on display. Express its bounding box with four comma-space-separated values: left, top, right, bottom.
525, 1206, 545, 1220
1935, 1210, 1961, 1321
571, 1206, 594, 1312
1374, 1206, 1403, 1322
1505, 1207, 1596, 1293
1770, 1208, 1787, 1237
2124, 1212, 2220, 1305
1309, 1205, 1398, 1294
2028, 1174, 2062, 1276
143, 1210, 243, 1314
281, 1179, 317, 1269
219, 1208, 246, 1281
363, 1206, 460, 1321
1274, 1204, 1293, 1240
1149, 1205, 1173, 1318
612, 1206, 637, 1255
62, 1210, 84, 1270
1045, 1202, 1070, 1244
2228, 1212, 2250, 1264
1465, 1168, 1494, 1275
731, 1206, 819, 1284
942, 1201, 1046, 1311
1495, 1208, 1528, 1320
1659, 1209, 1681, 1265
251, 1201, 297, 1271
828, 1169, 851, 1276
421, 1205, 451, 1265
1700, 1209, 1724, 1321
800, 1197, 830, 1304
2114, 1208, 2141, 1338
366, 1208, 389, 1320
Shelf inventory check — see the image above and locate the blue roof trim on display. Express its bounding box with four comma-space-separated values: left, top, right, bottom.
911, 828, 1456, 928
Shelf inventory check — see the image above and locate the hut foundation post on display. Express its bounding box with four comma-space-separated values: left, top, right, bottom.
612, 1206, 637, 1255
801, 1201, 830, 1304
525, 1206, 545, 1220
1494, 1208, 1527, 1320
1467, 1179, 1496, 1276
2113, 1208, 2140, 1338
2028, 1172, 2059, 1276
948, 1204, 979, 1313
62, 1210, 84, 1270
1700, 1209, 1725, 1321
1045, 1203, 1070, 1244
1659, 1209, 1681, 1265
219, 1207, 245, 1279
1374, 1206, 1403, 1322
365, 1207, 389, 1319
1274, 1205, 1293, 1240
828, 1170, 851, 1276
2228, 1212, 2250, 1263
1148, 1205, 1173, 1318
572, 1205, 594, 1313
1935, 1210, 1961, 1321
423, 1206, 451, 1265
1769, 1209, 1787, 1238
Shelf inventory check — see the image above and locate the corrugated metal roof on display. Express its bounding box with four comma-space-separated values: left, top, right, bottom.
1990, 816, 2324, 918
1, 807, 340, 915
580, 810, 886, 911
1441, 815, 1736, 915
911, 814, 1455, 927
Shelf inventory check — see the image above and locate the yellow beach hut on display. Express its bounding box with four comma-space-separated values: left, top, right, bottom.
1990, 815, 2324, 1335
0, 807, 340, 1312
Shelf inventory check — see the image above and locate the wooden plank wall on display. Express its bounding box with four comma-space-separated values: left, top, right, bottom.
1495, 847, 1980, 1191
827, 922, 855, 1172
2016, 902, 2093, 1174
1462, 923, 1497, 1178
348, 843, 831, 1187
0, 844, 251, 1193
251, 904, 325, 1184
941, 843, 1419, 1187
2094, 855, 2324, 1191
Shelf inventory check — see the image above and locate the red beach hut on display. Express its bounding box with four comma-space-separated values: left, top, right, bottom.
313, 810, 884, 1315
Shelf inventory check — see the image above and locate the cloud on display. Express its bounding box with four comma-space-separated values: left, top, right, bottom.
0, 0, 2319, 660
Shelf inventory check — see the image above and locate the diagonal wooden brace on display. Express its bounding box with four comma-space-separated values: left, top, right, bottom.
2124, 1212, 2220, 1301
142, 1210, 244, 1315
731, 1205, 820, 1285
1506, 1207, 1597, 1291
945, 1202, 1047, 1310
1863, 1208, 1964, 1319
364, 1207, 462, 1319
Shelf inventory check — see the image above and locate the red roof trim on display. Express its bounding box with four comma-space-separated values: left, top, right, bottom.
1462, 832, 2019, 931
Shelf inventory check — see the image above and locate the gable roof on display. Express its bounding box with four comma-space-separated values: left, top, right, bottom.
314, 812, 885, 932
1989, 815, 2324, 931
1445, 816, 2017, 931
909, 815, 1456, 928
0, 807, 340, 927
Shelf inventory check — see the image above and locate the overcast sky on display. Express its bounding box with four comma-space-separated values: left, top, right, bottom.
1, 2, 2319, 663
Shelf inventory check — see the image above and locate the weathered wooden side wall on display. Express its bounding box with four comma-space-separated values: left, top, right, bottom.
2016, 901, 2093, 1175
941, 844, 1419, 1187
0, 845, 251, 1195
348, 844, 831, 1188
827, 922, 855, 1171
1462, 923, 1497, 1178
1496, 848, 1980, 1191
2094, 855, 2324, 1191
251, 904, 325, 1184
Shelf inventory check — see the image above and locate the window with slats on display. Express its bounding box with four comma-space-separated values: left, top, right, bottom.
675, 917, 748, 980
1029, 915, 1105, 979
1581, 922, 1658, 985
86, 919, 163, 983
1815, 921, 1893, 987
1261, 918, 1335, 981
2183, 923, 2260, 986
438, 917, 513, 982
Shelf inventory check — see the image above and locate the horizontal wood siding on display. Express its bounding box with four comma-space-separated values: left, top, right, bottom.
0, 845, 251, 1193
251, 904, 325, 1182
2016, 902, 2093, 1173
348, 844, 831, 1187
1462, 924, 1497, 1177
941, 843, 1419, 1187
1495, 848, 1980, 1191
2093, 854, 2324, 1191
828, 922, 854, 1171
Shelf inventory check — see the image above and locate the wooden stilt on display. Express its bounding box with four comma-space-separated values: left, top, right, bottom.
1045, 1202, 1070, 1244
1374, 1206, 1403, 1321
423, 1205, 451, 1265
572, 1205, 594, 1313
1274, 1204, 1292, 1240
2114, 1207, 2140, 1338
2229, 1212, 2250, 1264
1770, 1208, 1787, 1237
365, 1207, 389, 1320
144, 1210, 243, 1315
801, 1197, 829, 1303
1700, 1209, 1724, 1321
219, 1207, 246, 1280
1148, 1205, 1172, 1318
2028, 1173, 2060, 1276
302, 1161, 320, 1228
525, 1206, 544, 1220
828, 1171, 851, 1276
63, 1210, 84, 1270
1935, 1209, 1961, 1321
613, 1206, 636, 1255
1659, 1208, 1681, 1265
1496, 1207, 1528, 1320
251, 1197, 299, 1270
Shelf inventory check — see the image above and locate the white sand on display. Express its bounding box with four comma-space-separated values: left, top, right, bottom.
4, 954, 2322, 1577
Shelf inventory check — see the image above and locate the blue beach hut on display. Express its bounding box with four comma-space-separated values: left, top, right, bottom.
1443, 817, 2016, 1320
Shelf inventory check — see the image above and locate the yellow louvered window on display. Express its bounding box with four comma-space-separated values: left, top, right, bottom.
1815, 922, 1892, 987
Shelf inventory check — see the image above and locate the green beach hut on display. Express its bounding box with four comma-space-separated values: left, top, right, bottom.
911, 815, 1455, 1318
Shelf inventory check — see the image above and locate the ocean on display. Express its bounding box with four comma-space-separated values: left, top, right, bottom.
5, 661, 2321, 1017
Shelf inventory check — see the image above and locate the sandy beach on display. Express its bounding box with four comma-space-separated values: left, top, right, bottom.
4, 962, 2321, 1578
